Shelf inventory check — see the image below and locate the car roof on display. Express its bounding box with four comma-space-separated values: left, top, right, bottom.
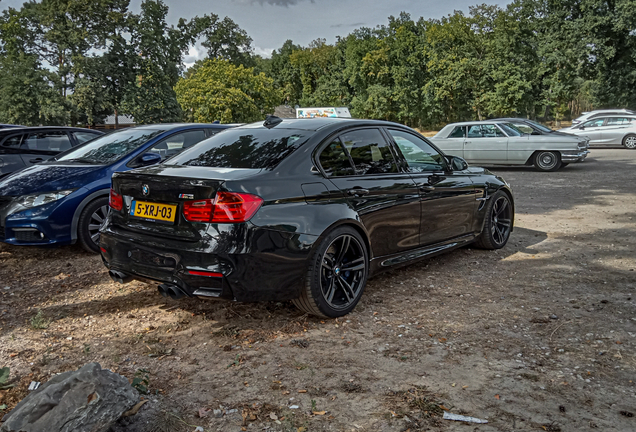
441, 120, 512, 127
237, 117, 403, 132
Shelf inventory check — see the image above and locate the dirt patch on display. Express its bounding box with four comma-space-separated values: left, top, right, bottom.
1, 149, 635, 431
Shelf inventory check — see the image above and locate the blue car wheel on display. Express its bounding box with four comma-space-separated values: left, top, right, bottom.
77, 197, 109, 253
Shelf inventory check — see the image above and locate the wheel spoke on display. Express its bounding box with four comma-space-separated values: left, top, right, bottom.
324, 277, 336, 304
335, 235, 351, 264
497, 219, 511, 227
322, 256, 334, 271
336, 276, 354, 302
88, 224, 101, 231
340, 256, 365, 272
91, 213, 104, 223
90, 232, 100, 242
495, 201, 508, 216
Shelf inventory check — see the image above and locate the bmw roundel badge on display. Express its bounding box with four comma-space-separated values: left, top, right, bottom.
142, 184, 149, 196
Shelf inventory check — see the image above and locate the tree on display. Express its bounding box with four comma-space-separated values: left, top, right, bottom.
175, 59, 280, 123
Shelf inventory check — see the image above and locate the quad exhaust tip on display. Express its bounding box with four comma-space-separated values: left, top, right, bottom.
109, 270, 133, 284
158, 284, 186, 300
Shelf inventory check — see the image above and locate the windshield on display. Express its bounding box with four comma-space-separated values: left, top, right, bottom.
523, 119, 553, 133
55, 128, 166, 164
166, 128, 311, 169
500, 123, 523, 136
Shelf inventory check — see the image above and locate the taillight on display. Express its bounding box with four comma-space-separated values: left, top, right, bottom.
183, 200, 213, 222
183, 192, 263, 223
109, 188, 123, 211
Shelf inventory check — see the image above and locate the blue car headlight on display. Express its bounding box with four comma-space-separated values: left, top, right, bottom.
16, 189, 76, 209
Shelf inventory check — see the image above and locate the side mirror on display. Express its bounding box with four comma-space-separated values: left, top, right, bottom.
131, 152, 162, 168
447, 156, 468, 171
578, 125, 585, 130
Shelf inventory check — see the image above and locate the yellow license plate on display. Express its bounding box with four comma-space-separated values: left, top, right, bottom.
130, 200, 177, 223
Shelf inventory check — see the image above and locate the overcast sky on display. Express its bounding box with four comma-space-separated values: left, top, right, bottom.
1, 0, 503, 63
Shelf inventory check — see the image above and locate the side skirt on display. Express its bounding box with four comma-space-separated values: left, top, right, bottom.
369, 234, 476, 276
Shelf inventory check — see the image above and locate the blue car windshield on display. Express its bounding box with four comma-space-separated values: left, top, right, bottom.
54, 128, 166, 164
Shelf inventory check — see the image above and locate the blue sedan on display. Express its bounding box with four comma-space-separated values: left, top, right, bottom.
0, 123, 235, 252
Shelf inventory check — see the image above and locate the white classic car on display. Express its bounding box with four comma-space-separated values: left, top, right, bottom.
430, 121, 590, 171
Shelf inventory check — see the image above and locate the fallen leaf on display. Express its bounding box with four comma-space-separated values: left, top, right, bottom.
298, 389, 307, 393
438, 338, 447, 342
198, 407, 211, 418
297, 427, 307, 432
495, 394, 500, 400
269, 412, 278, 420
123, 400, 148, 417
439, 405, 450, 411
312, 411, 326, 415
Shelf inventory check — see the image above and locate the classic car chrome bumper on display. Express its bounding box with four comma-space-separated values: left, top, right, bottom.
561, 149, 590, 163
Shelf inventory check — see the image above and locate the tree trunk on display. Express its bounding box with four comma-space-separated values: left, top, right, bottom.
115, 107, 119, 128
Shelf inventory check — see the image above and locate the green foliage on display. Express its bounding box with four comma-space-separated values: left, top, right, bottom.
29, 310, 50, 330
0, 366, 12, 390
175, 59, 280, 123
131, 368, 150, 394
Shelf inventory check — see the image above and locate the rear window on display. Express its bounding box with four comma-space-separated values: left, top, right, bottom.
167, 128, 311, 169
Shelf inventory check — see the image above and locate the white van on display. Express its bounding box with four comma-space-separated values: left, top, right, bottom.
296, 107, 352, 119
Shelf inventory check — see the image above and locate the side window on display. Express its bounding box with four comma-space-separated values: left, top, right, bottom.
319, 138, 355, 177
482, 124, 505, 137
1, 134, 24, 148
388, 129, 446, 173
513, 123, 534, 134
448, 126, 465, 138
73, 131, 100, 144
467, 125, 483, 138
340, 129, 398, 175
606, 117, 629, 125
147, 130, 207, 160
582, 118, 605, 128
22, 131, 72, 152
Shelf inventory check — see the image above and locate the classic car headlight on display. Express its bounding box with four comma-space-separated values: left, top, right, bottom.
16, 189, 75, 209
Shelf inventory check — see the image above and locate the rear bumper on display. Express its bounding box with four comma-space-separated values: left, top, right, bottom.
99, 224, 318, 302
561, 149, 590, 163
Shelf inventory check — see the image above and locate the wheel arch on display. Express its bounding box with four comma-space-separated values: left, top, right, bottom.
313, 219, 373, 260
525, 149, 562, 165
70, 189, 110, 242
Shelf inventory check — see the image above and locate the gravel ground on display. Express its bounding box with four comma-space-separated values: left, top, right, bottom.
0, 148, 635, 432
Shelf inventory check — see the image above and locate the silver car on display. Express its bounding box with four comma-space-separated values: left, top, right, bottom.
559, 115, 636, 149
571, 109, 635, 125
430, 121, 589, 171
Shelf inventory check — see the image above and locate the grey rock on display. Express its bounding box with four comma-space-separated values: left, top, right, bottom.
1, 362, 137, 432
550, 314, 559, 320
213, 409, 223, 418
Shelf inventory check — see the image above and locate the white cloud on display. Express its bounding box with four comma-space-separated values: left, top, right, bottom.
184, 44, 206, 69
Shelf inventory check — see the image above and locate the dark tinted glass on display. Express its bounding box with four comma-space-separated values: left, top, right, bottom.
168, 128, 310, 169
2, 134, 23, 147
340, 129, 397, 175
388, 129, 446, 172
449, 126, 465, 138
23, 131, 72, 152
73, 131, 101, 144
319, 139, 355, 176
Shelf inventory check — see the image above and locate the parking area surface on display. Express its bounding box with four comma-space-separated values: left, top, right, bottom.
1, 149, 635, 431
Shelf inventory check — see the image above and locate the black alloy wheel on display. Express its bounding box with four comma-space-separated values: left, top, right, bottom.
623, 134, 636, 149
293, 226, 368, 318
475, 191, 513, 250
77, 197, 110, 253
533, 151, 562, 171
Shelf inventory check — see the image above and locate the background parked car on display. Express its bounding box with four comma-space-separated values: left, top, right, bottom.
558, 115, 636, 149
0, 123, 234, 253
571, 109, 635, 125
430, 120, 589, 171
491, 118, 577, 137
101, 116, 514, 318
0, 126, 103, 178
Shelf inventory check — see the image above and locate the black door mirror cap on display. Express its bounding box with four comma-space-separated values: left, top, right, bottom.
448, 156, 468, 171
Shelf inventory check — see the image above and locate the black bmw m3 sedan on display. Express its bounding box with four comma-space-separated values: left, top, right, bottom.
100, 116, 514, 317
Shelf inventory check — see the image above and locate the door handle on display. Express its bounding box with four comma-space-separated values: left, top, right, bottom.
464, 141, 471, 144
347, 188, 369, 197
419, 185, 435, 192
29, 158, 44, 163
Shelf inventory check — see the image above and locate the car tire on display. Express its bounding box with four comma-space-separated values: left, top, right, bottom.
474, 190, 513, 250
77, 197, 109, 253
560, 163, 569, 167
292, 226, 369, 318
533, 151, 562, 171
623, 134, 636, 149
